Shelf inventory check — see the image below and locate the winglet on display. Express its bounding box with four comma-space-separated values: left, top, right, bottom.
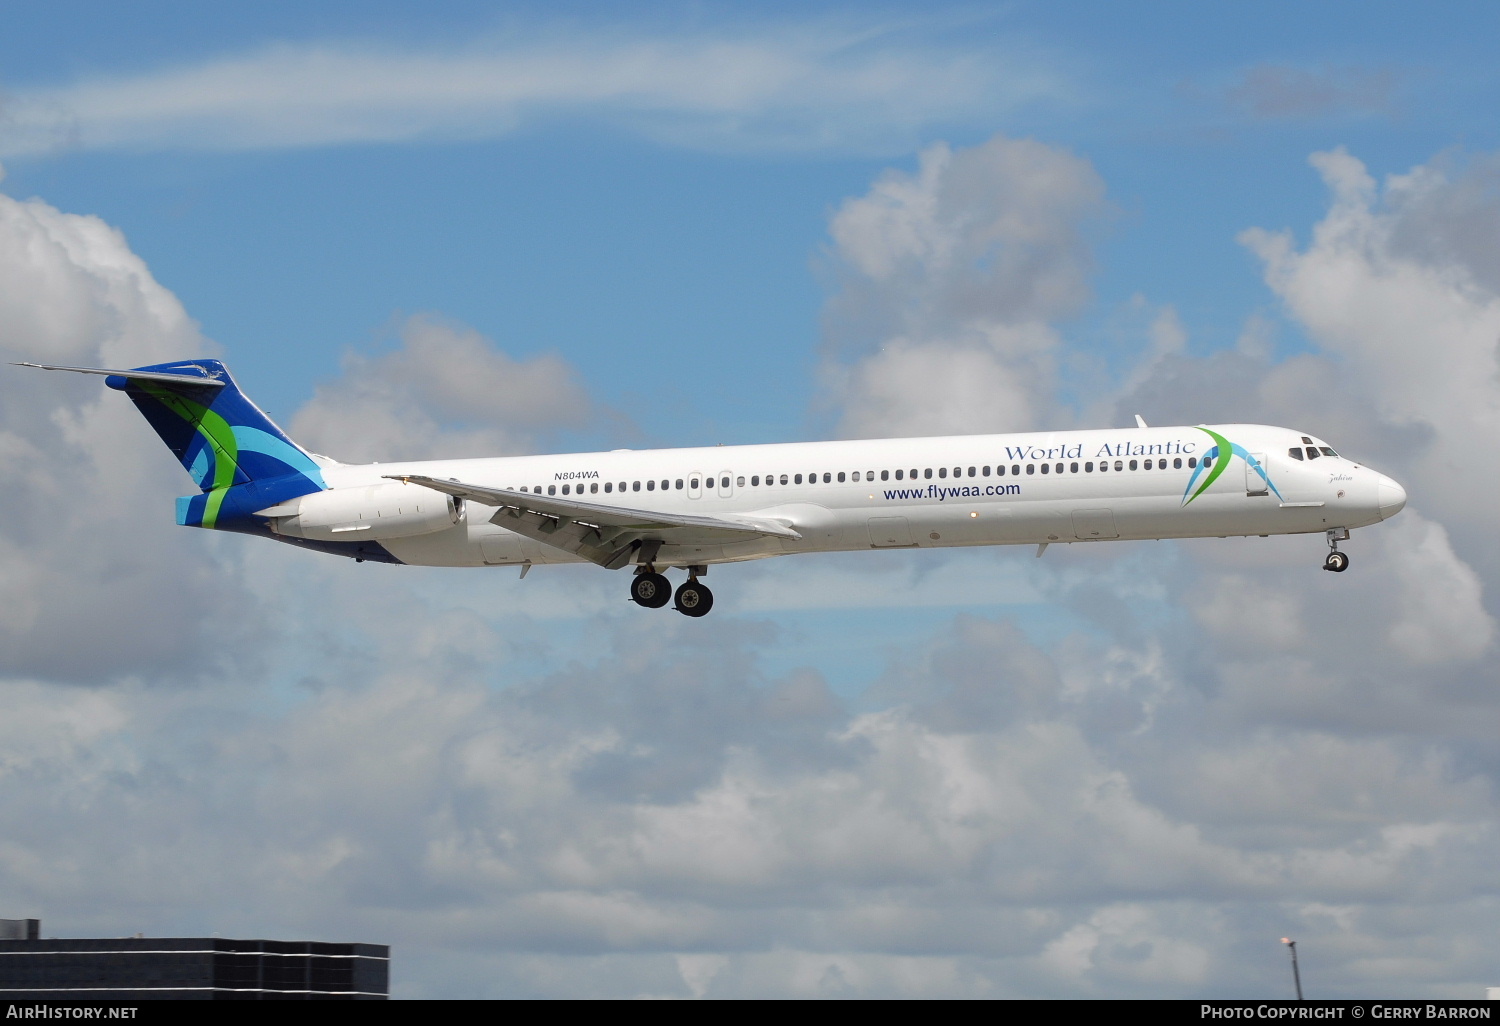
1134, 414, 1149, 428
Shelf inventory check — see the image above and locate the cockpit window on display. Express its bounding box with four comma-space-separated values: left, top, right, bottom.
1318, 446, 1338, 457
1306, 447, 1321, 460
1288, 447, 1304, 461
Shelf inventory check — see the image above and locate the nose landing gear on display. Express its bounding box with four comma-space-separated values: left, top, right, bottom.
1323, 528, 1350, 573
630, 565, 715, 615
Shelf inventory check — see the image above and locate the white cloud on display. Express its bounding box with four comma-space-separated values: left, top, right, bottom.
289, 314, 600, 462
0, 23, 1066, 158
821, 135, 1105, 436
0, 191, 258, 682
6, 142, 1500, 1000
1240, 148, 1500, 567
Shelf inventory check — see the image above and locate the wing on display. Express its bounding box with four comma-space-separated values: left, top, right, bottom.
385, 474, 801, 570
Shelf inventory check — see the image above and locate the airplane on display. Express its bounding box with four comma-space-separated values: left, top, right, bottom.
18, 359, 1408, 617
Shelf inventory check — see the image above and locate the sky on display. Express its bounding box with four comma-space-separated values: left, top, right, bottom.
1, 0, 1499, 999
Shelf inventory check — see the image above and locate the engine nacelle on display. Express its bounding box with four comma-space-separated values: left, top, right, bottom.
263, 482, 464, 542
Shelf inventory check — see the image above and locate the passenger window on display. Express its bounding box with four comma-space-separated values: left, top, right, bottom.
982, 465, 990, 477
895, 470, 903, 480
996, 465, 1005, 476
737, 476, 745, 487
1011, 465, 1021, 476
938, 467, 947, 479
1026, 464, 1035, 475
1085, 462, 1093, 472
924, 469, 933, 479
1041, 463, 1050, 474
675, 479, 683, 490
722, 477, 730, 488
604, 482, 612, 493
752, 476, 760, 486
1129, 460, 1138, 471
795, 474, 803, 484
548, 485, 557, 495
1114, 460, 1124, 471
1187, 457, 1197, 468
850, 472, 858, 482
821, 473, 830, 484
968, 467, 976, 477
1202, 457, 1212, 468
690, 478, 700, 489
881, 470, 889, 481
1173, 458, 1181, 469
911, 469, 918, 479
1055, 463, 1064, 474
1099, 461, 1108, 472
1070, 462, 1079, 473
632, 481, 641, 492
837, 472, 846, 483
779, 474, 788, 485
1288, 447, 1304, 461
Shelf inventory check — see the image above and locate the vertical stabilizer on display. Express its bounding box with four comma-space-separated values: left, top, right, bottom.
103, 359, 328, 529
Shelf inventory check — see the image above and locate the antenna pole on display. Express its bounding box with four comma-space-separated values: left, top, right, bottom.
1282, 939, 1303, 1000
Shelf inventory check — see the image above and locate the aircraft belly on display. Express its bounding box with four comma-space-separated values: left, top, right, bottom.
379, 522, 483, 566
379, 520, 587, 566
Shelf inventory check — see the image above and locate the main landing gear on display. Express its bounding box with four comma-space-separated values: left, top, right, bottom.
1323, 528, 1350, 573
630, 566, 714, 617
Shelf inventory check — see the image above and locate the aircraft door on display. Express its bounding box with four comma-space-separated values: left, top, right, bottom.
868, 516, 914, 547
1071, 509, 1119, 540
688, 472, 703, 499
1245, 453, 1270, 496
717, 471, 733, 499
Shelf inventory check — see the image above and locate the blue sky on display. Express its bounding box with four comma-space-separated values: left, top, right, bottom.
3, 1, 1500, 999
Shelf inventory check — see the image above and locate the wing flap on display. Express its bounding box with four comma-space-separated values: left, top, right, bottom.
384, 473, 800, 568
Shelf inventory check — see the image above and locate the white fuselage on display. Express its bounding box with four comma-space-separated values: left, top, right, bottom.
310, 423, 1406, 569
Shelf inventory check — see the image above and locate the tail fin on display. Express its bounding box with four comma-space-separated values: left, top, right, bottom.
19, 358, 329, 530
102, 359, 322, 486
101, 360, 328, 528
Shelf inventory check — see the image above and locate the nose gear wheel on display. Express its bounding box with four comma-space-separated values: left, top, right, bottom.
1323, 528, 1350, 572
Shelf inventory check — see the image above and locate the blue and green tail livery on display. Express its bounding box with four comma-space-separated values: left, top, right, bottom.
105, 360, 328, 531
1180, 427, 1283, 505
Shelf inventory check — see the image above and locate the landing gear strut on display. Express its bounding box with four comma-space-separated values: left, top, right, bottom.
1323, 528, 1350, 573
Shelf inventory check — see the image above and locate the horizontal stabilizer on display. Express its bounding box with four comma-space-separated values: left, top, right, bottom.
13, 362, 226, 387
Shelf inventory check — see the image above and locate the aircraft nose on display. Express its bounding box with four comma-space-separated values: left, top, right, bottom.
1377, 475, 1407, 520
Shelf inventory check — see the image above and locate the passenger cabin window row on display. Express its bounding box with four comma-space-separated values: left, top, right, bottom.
508, 456, 1208, 496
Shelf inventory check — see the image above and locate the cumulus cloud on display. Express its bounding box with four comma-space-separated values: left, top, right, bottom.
0, 191, 259, 681
1239, 148, 1500, 575
0, 21, 1065, 158
288, 315, 601, 462
821, 135, 1106, 437
7, 141, 1500, 1000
